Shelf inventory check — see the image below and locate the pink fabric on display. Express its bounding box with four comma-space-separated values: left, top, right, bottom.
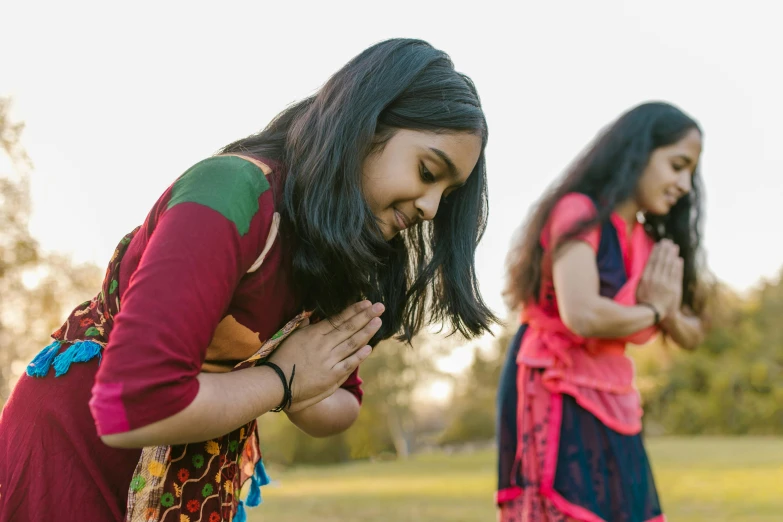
496, 487, 524, 504
540, 193, 601, 253
498, 368, 577, 522
499, 193, 668, 519
498, 367, 667, 522
517, 193, 657, 437
518, 307, 646, 435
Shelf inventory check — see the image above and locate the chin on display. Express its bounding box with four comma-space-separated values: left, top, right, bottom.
646, 201, 673, 216
381, 227, 397, 241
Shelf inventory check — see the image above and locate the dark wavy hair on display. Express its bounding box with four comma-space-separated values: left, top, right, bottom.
221, 38, 496, 342
504, 101, 707, 316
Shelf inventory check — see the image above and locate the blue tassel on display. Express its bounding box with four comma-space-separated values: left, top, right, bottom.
245, 459, 271, 507
234, 500, 248, 522
254, 459, 272, 487
246, 477, 262, 507
52, 341, 103, 377
26, 341, 62, 378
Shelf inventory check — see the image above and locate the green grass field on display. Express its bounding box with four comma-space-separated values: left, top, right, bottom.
251, 437, 783, 522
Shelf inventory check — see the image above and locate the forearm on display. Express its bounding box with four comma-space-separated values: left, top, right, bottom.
554, 242, 658, 339
660, 309, 704, 350
286, 388, 360, 438
562, 296, 658, 339
101, 365, 283, 448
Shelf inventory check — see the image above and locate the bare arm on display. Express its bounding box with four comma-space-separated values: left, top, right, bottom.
286, 388, 361, 438
102, 366, 283, 448
553, 241, 658, 338
102, 301, 383, 448
661, 308, 704, 350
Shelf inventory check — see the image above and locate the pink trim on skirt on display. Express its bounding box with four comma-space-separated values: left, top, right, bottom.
498, 367, 666, 522
498, 367, 577, 522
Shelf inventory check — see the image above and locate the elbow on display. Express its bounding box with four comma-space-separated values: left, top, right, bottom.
101, 432, 143, 449
289, 398, 360, 438
305, 426, 348, 439
561, 309, 598, 338
294, 419, 355, 438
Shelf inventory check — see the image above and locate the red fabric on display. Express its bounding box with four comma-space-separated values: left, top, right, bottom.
0, 360, 139, 521
0, 157, 363, 521
91, 167, 295, 434
340, 370, 364, 404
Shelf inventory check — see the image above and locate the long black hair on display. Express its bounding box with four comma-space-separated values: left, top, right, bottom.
504, 101, 706, 316
221, 38, 496, 342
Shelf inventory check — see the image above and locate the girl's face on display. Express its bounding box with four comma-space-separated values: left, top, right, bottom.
636, 128, 703, 215
362, 129, 482, 240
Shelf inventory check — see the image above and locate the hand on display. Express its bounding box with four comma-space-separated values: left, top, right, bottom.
267, 300, 383, 413
636, 239, 683, 320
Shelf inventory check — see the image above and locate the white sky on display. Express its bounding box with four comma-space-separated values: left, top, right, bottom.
3, 0, 782, 325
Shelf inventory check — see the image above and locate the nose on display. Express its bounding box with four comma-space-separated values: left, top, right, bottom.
414, 188, 443, 222
676, 170, 692, 195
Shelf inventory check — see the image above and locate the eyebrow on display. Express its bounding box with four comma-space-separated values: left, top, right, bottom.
673, 154, 694, 165
428, 147, 467, 189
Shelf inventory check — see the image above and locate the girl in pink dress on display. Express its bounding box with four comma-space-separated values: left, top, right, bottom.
497, 102, 708, 522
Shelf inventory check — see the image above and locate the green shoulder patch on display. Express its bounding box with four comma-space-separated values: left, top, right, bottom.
167, 156, 271, 236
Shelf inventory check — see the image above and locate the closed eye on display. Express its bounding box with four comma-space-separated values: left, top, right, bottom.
672, 154, 694, 172
420, 164, 436, 183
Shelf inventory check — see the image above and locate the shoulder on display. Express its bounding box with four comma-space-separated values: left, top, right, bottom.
549, 193, 597, 223
167, 155, 274, 236
541, 192, 600, 251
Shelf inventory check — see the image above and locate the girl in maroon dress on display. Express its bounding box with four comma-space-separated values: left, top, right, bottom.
0, 38, 496, 522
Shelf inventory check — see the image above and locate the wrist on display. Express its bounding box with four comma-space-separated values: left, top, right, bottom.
259, 361, 296, 412
638, 302, 661, 325
660, 307, 680, 329
256, 364, 286, 413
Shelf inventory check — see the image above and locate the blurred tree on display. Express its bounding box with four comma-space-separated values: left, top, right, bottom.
438, 324, 511, 445
636, 278, 783, 434
0, 97, 101, 406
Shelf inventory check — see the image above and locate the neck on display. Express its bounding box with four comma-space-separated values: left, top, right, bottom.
614, 199, 640, 235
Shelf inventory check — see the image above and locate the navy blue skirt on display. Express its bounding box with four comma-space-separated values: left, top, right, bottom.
497, 326, 665, 521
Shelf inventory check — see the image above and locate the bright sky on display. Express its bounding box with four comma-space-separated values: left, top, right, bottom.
3, 1, 782, 333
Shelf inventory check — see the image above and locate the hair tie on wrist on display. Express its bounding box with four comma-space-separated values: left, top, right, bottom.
259, 361, 295, 412
639, 302, 660, 325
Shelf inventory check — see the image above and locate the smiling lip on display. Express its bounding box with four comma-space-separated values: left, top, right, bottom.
394, 209, 411, 230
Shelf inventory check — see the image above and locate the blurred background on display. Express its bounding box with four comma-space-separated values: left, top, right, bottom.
2, 1, 782, 520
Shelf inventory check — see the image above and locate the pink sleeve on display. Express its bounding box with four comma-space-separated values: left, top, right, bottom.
340, 368, 364, 405
89, 201, 274, 436
541, 193, 601, 252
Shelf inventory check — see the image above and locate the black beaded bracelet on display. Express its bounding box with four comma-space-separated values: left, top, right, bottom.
638, 302, 660, 325
259, 361, 295, 412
